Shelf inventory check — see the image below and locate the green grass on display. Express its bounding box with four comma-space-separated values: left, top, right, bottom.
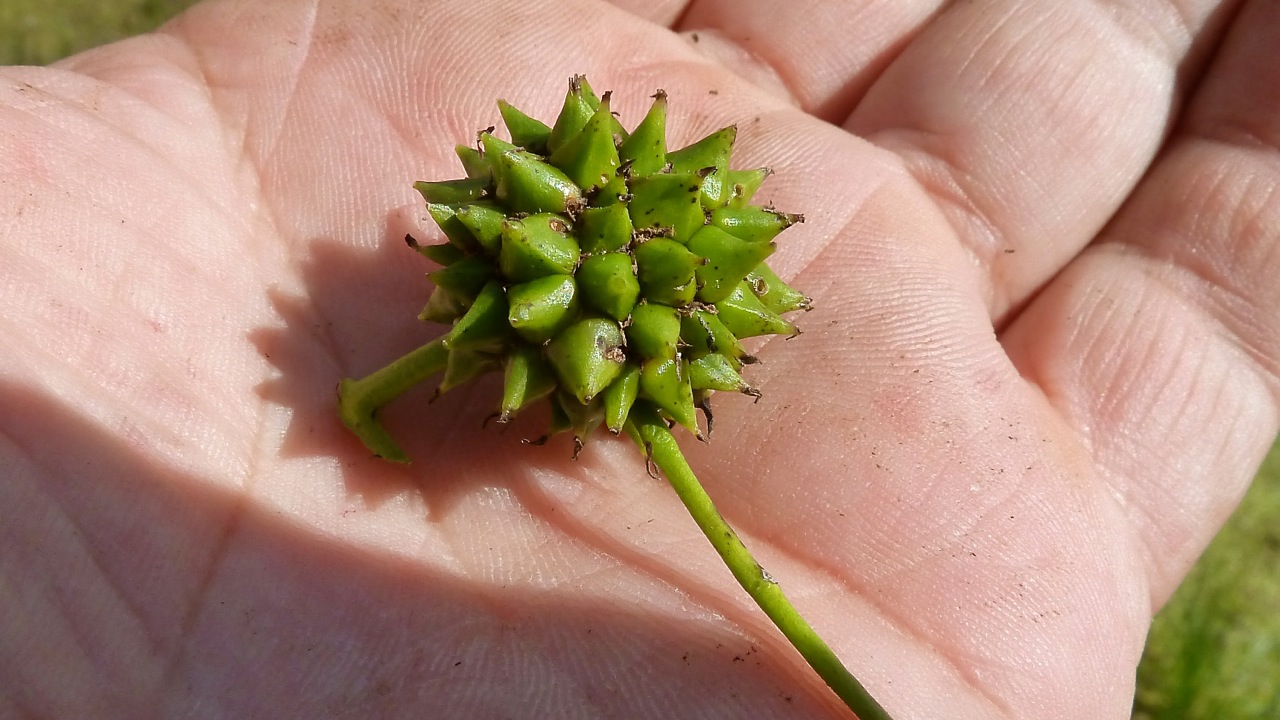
0, 0, 195, 66
5, 4, 1279, 717
1134, 438, 1280, 720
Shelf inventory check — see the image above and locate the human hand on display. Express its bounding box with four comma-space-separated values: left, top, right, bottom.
2, 0, 1277, 717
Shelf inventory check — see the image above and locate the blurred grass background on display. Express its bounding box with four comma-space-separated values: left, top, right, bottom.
1134, 442, 1280, 720
4, 1, 1278, 717
1, 0, 196, 66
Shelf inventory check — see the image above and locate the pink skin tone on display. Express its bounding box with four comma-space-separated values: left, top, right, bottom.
3, 0, 1278, 717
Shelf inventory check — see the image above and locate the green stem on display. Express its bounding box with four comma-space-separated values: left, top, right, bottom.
627, 407, 894, 720
337, 336, 450, 463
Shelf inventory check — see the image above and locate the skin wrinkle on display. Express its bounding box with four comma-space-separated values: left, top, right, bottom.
890, 136, 1011, 312
1022, 276, 1150, 479
1178, 154, 1280, 385
166, 66, 291, 230
1201, 170, 1280, 351
105, 292, 253, 471
4, 453, 115, 707
155, 494, 247, 709
61, 514, 165, 675
1086, 0, 1201, 65
949, 4, 1023, 87
0, 428, 155, 714
1084, 279, 1189, 452
604, 0, 693, 27
172, 6, 303, 190
823, 469, 1026, 720
805, 142, 956, 292
1136, 243, 1270, 385
818, 2, 941, 119
1124, 444, 1214, 602
1103, 174, 1280, 395
242, 76, 314, 261
60, 34, 203, 127
1202, 114, 1280, 152
16, 391, 251, 713
1107, 272, 1266, 470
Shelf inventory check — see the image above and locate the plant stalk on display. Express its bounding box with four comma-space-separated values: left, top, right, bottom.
337, 336, 450, 463
627, 407, 894, 720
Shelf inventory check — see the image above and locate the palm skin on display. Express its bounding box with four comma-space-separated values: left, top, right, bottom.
2, 0, 1278, 717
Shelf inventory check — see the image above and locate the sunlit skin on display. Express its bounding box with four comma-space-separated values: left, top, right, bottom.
2, 1, 1278, 718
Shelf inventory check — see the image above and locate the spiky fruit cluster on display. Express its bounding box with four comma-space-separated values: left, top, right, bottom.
406, 76, 809, 453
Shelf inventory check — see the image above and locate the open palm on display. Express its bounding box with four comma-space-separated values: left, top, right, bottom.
3, 0, 1278, 717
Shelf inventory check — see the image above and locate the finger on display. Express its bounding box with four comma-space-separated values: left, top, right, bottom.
675, 0, 943, 120
847, 0, 1241, 322
1000, 0, 1280, 605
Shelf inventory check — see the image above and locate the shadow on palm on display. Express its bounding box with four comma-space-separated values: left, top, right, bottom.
248, 215, 601, 521
1, 381, 836, 716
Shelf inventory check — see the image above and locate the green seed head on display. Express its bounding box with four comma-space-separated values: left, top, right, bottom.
379, 76, 811, 453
